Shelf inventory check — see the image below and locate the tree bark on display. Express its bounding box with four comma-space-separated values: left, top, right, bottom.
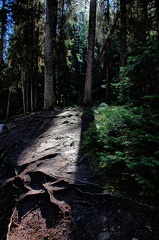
155, 0, 159, 38
0, 39, 2, 75
52, 0, 58, 102
0, 0, 6, 74
44, 0, 55, 109
105, 0, 110, 102
120, 0, 127, 68
21, 70, 26, 113
6, 89, 11, 119
141, 0, 148, 94
30, 0, 35, 112
83, 0, 97, 105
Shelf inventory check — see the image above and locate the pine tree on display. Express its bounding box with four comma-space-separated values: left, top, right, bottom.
44, 0, 57, 109
83, 0, 97, 105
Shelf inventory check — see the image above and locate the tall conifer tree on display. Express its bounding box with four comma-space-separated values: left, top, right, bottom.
44, 0, 55, 109
83, 0, 97, 105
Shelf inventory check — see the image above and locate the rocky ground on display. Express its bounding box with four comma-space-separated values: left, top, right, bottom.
0, 107, 159, 240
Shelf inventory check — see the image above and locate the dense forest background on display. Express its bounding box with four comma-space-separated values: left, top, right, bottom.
1, 0, 159, 198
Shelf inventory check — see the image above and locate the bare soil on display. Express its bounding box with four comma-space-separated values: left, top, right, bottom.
0, 107, 159, 240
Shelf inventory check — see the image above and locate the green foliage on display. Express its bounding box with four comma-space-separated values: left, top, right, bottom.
118, 38, 159, 105
84, 103, 159, 197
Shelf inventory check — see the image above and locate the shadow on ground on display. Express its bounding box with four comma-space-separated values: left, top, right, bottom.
0, 107, 159, 240
0, 109, 63, 239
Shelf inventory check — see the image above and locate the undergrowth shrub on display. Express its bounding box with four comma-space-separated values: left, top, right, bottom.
84, 103, 159, 197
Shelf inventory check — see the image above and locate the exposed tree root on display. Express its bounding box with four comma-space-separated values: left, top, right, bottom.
6, 207, 17, 240
5, 184, 70, 238
75, 187, 155, 209
72, 200, 95, 206
1, 107, 158, 240
17, 184, 70, 215
43, 183, 70, 214
18, 189, 46, 202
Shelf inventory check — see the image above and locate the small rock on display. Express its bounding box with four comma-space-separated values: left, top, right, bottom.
98, 231, 110, 240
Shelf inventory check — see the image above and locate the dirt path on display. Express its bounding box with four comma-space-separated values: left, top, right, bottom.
0, 107, 159, 240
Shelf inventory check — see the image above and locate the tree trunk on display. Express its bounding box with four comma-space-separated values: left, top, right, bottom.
21, 71, 26, 114
141, 0, 148, 94
30, 78, 34, 112
155, 0, 159, 38
0, 0, 6, 74
106, 41, 110, 102
30, 0, 34, 112
142, 0, 148, 41
83, 0, 97, 105
6, 89, 11, 120
52, 0, 58, 103
120, 0, 127, 68
25, 76, 29, 113
105, 0, 110, 102
34, 26, 40, 112
0, 38, 2, 75
44, 0, 55, 109
155, 0, 159, 86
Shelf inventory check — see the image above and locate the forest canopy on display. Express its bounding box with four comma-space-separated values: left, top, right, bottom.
0, 0, 158, 113
0, 0, 158, 115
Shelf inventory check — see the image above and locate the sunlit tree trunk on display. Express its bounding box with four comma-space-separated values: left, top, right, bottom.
44, 0, 54, 109
52, 0, 58, 103
83, 0, 97, 105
